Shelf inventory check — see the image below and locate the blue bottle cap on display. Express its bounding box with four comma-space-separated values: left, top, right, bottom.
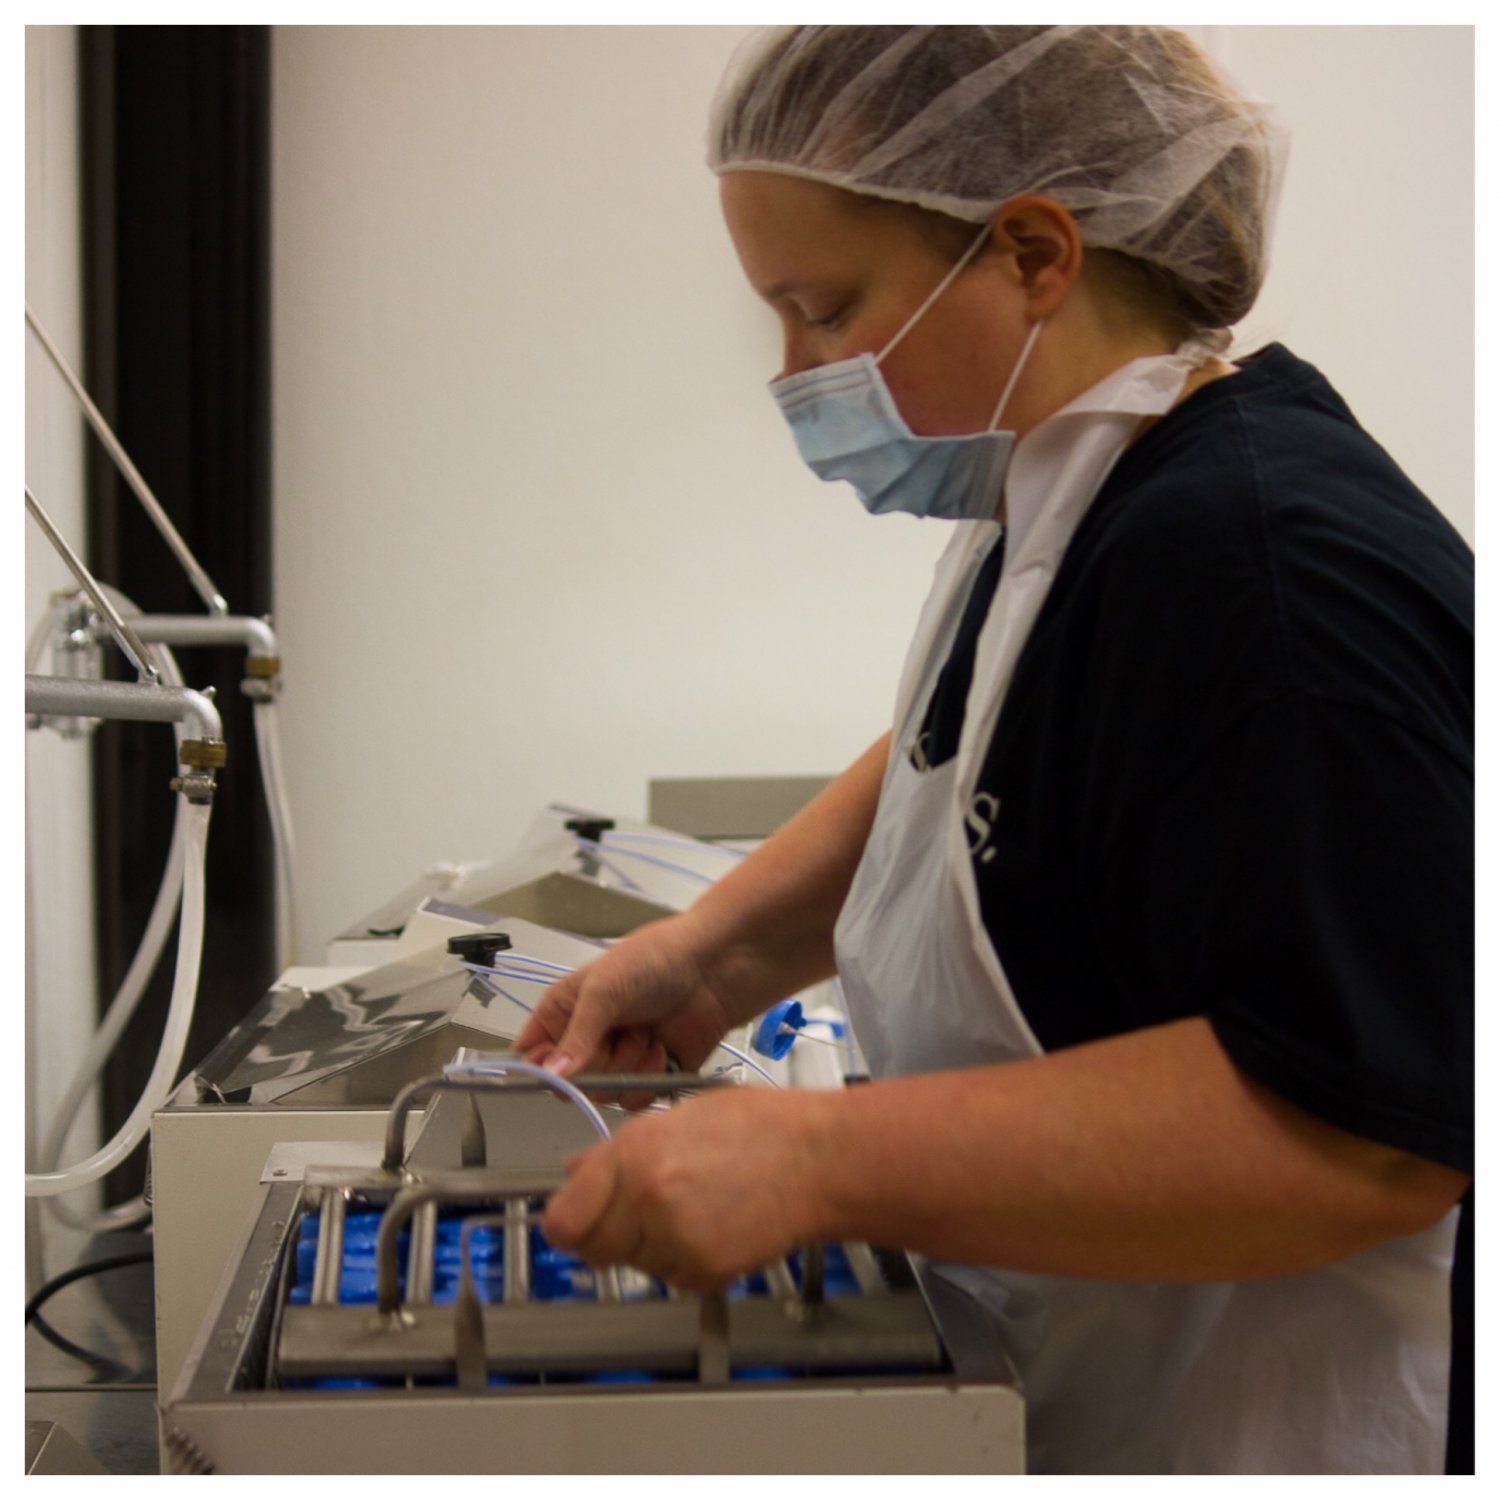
751, 999, 805, 1060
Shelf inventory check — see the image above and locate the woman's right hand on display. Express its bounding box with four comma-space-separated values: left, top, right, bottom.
513, 914, 737, 1082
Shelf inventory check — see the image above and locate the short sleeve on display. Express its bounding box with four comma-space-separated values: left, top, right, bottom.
1096, 691, 1473, 1172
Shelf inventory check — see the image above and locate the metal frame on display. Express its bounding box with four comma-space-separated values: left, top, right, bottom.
164, 1165, 1024, 1474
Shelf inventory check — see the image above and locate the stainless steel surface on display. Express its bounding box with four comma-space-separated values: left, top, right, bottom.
164, 1384, 1024, 1475
26, 303, 229, 615
151, 1104, 414, 1399
162, 1164, 1025, 1474
332, 808, 736, 953
383, 1068, 730, 1170
184, 918, 606, 1108
25, 1420, 113, 1474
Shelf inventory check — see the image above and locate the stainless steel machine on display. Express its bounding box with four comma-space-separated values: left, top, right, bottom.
160, 1076, 1025, 1474
150, 805, 744, 1399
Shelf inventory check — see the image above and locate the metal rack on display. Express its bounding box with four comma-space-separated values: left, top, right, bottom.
162, 1074, 1025, 1473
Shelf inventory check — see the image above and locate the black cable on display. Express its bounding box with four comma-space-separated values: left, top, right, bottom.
27, 1308, 132, 1383
24, 1251, 154, 1328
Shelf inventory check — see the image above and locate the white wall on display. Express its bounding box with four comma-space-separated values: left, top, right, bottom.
1205, 26, 1473, 538
272, 26, 1475, 960
25, 25, 100, 1182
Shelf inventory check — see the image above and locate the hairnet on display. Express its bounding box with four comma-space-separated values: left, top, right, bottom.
708, 25, 1286, 331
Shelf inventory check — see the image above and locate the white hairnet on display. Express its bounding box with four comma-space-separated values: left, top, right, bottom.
708, 25, 1286, 330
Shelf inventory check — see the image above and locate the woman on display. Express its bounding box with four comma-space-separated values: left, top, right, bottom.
515, 26, 1472, 1474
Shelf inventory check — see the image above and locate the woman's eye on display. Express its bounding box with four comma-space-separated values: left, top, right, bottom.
807, 305, 848, 330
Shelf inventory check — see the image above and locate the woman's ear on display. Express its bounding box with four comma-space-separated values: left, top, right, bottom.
988, 196, 1084, 318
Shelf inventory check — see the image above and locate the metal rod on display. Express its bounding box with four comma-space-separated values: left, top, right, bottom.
698, 1290, 729, 1384
764, 1258, 798, 1301
406, 1201, 438, 1305
842, 1241, 889, 1296
504, 1200, 530, 1306
311, 1190, 347, 1305
25, 304, 229, 615
25, 674, 223, 744
374, 1173, 564, 1315
24, 488, 161, 684
454, 1214, 512, 1390
800, 1243, 825, 1309
118, 613, 278, 657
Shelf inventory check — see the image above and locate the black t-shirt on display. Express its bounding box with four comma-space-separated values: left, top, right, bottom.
912, 344, 1474, 1465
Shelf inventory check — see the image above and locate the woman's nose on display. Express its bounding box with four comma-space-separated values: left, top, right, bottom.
776, 332, 818, 382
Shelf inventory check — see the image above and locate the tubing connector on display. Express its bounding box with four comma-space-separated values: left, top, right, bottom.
172, 738, 226, 803
241, 654, 282, 702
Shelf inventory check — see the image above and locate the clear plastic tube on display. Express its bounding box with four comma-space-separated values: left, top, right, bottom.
26, 796, 212, 1197
581, 839, 715, 886
464, 954, 782, 1089
572, 842, 647, 894
713, 1040, 783, 1089
831, 976, 860, 1078
39, 808, 183, 1229
601, 830, 746, 861
30, 605, 188, 1229
252, 698, 298, 969
442, 1058, 611, 1141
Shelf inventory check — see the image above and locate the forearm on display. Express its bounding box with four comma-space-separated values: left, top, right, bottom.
681, 733, 889, 1026
799, 1017, 1468, 1281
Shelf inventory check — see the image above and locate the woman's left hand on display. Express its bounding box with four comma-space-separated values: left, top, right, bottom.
541, 1086, 834, 1291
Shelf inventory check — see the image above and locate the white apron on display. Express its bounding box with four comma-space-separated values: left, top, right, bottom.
833, 352, 1458, 1473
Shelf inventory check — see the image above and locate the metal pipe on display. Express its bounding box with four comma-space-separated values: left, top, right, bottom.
504, 1199, 530, 1306
800, 1243, 825, 1310
374, 1175, 561, 1315
25, 674, 223, 745
25, 304, 228, 615
311, 1190, 348, 1306
406, 1201, 438, 1306
118, 613, 278, 659
764, 1258, 798, 1301
24, 488, 161, 684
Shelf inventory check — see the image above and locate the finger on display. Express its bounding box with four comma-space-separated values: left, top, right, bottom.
555, 1026, 643, 1108
512, 972, 579, 1056
621, 1040, 669, 1113
542, 1148, 635, 1267
522, 972, 621, 1080
535, 972, 625, 1078
605, 1026, 653, 1074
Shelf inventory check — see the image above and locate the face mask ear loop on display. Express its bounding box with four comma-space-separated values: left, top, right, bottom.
987, 318, 1044, 431
875, 221, 994, 367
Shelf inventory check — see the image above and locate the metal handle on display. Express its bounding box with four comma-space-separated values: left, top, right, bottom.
382, 1069, 731, 1171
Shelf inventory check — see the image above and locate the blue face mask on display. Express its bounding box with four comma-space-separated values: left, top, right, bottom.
770, 224, 1042, 521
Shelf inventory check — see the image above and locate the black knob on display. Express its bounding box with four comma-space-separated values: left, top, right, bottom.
565, 817, 615, 843
447, 931, 513, 966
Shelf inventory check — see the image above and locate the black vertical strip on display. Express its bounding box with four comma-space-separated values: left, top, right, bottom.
80, 26, 274, 1205
1445, 1187, 1473, 1473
